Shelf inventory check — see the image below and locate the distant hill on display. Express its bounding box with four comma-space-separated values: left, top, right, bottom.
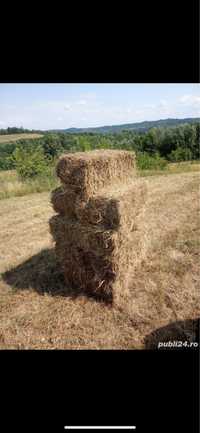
49, 117, 200, 134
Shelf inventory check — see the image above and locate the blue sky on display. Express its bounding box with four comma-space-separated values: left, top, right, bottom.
0, 83, 199, 130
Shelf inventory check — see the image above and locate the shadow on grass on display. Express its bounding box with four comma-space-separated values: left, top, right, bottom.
2, 248, 75, 298
144, 318, 199, 349
2, 248, 111, 303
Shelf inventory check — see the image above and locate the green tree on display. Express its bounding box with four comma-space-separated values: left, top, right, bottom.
43, 134, 64, 157
137, 152, 167, 170
76, 135, 92, 151
168, 147, 193, 162
195, 123, 200, 159
12, 145, 49, 180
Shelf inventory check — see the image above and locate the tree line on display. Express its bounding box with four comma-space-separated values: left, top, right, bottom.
0, 127, 43, 135
0, 122, 199, 173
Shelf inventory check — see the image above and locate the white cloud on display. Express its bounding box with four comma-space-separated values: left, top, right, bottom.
64, 104, 71, 111
179, 94, 200, 106
76, 99, 87, 106
180, 95, 191, 103
159, 99, 168, 107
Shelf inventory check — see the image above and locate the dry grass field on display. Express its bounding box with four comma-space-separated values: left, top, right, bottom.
0, 133, 43, 144
0, 162, 199, 200
0, 170, 199, 349
0, 170, 58, 200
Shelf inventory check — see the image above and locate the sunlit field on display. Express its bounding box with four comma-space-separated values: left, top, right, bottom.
0, 133, 43, 144
0, 169, 199, 349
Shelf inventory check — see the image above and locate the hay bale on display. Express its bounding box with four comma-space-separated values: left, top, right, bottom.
76, 181, 147, 229
51, 180, 147, 229
51, 186, 77, 218
49, 211, 144, 304
56, 150, 136, 201
50, 149, 147, 304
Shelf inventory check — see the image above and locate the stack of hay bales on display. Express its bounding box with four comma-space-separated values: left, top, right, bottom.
49, 150, 147, 304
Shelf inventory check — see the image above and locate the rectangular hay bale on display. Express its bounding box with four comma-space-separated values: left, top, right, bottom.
56, 149, 136, 201
51, 179, 147, 229
49, 213, 143, 303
